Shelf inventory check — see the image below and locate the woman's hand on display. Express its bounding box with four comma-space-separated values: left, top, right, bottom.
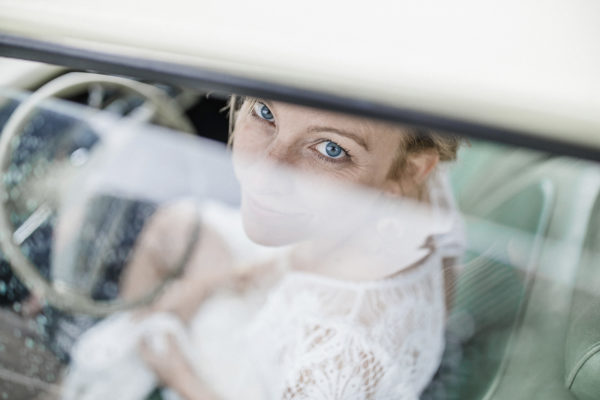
139, 333, 217, 400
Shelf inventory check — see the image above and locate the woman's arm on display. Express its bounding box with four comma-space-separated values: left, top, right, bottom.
120, 200, 201, 303
120, 200, 237, 322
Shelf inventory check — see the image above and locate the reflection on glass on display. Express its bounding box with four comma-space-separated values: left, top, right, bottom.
50, 97, 463, 400
1, 88, 598, 400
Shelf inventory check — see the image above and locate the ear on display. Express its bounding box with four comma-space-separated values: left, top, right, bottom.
383, 150, 439, 197
407, 149, 439, 184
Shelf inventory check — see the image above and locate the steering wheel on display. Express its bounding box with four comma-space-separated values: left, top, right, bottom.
0, 72, 197, 315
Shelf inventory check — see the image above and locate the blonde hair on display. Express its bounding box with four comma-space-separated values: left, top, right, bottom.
387, 127, 460, 180
227, 95, 245, 147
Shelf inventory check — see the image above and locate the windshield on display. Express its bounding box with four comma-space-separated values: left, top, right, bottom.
0, 82, 598, 400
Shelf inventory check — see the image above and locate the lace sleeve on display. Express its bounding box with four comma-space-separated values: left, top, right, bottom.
279, 324, 416, 400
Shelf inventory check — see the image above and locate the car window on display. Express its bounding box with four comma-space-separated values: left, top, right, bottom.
0, 69, 598, 400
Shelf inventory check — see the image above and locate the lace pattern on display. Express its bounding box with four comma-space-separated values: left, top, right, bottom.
245, 253, 445, 400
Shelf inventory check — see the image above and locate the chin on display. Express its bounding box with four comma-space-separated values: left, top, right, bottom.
242, 224, 300, 246
240, 202, 311, 247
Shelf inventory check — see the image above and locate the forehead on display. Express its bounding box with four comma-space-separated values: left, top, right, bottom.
266, 100, 405, 141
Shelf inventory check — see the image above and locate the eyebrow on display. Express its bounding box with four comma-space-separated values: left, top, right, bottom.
306, 126, 369, 150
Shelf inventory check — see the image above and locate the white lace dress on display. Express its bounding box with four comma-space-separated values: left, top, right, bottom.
63, 167, 463, 400
257, 258, 444, 400
183, 209, 450, 400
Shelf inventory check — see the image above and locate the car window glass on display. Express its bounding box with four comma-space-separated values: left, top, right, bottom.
0, 76, 598, 400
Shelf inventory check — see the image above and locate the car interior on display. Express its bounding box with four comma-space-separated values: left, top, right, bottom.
0, 59, 599, 400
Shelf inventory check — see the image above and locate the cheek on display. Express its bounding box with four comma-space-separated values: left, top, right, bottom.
359, 145, 400, 189
318, 160, 388, 190
232, 122, 267, 156
231, 123, 269, 176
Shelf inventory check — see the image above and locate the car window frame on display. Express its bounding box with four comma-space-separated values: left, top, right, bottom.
1, 32, 599, 163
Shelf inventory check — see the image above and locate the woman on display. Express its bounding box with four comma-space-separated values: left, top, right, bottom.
66, 97, 463, 400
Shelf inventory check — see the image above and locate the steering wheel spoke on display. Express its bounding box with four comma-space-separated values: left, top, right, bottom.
0, 72, 196, 315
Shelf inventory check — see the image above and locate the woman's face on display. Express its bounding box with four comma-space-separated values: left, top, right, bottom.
232, 99, 407, 246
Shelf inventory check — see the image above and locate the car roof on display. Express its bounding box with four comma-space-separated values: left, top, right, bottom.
1, 0, 599, 157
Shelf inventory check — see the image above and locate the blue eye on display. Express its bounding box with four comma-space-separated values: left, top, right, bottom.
315, 141, 346, 159
253, 102, 274, 122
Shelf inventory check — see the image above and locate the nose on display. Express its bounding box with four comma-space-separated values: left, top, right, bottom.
242, 139, 297, 196
244, 160, 295, 197
263, 138, 297, 167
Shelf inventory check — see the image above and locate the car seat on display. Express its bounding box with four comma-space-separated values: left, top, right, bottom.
425, 142, 600, 400
564, 193, 600, 400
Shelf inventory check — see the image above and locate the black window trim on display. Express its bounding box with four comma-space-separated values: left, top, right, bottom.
1, 32, 599, 162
